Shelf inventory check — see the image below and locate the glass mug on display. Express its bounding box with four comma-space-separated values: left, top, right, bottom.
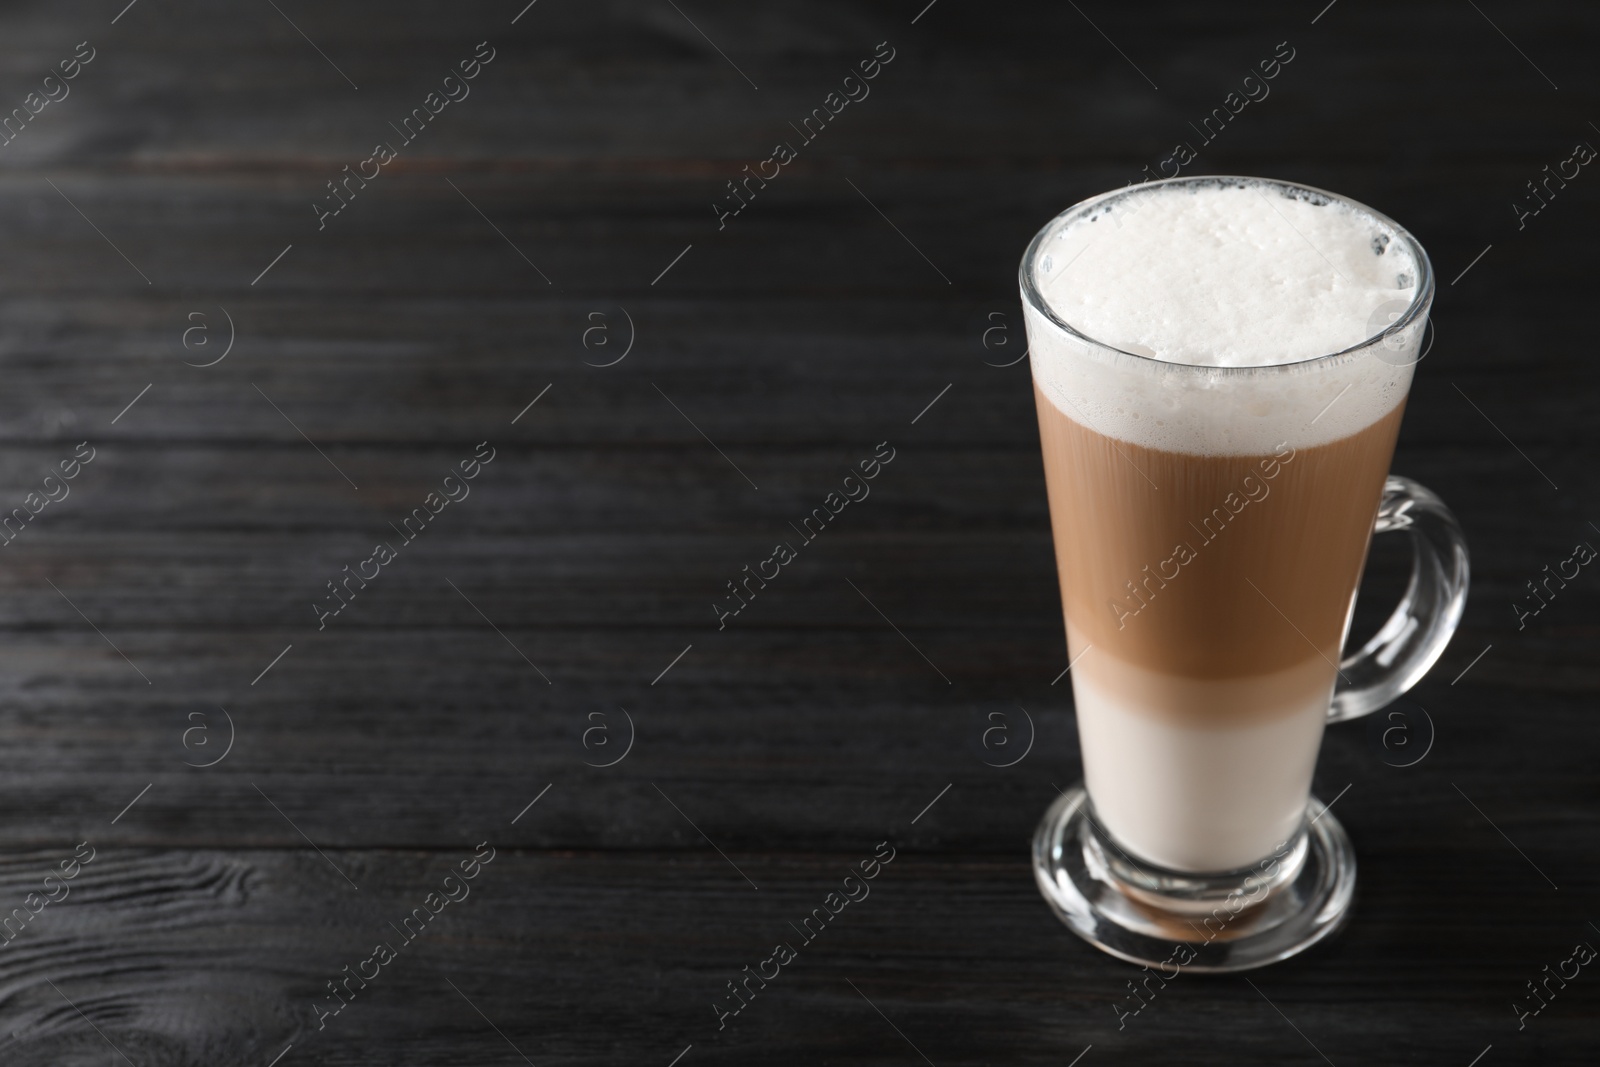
1020, 177, 1469, 971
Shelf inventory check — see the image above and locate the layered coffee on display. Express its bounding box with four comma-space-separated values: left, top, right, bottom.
1025, 179, 1422, 871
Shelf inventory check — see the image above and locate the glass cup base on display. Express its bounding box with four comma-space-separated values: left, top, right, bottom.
1031, 784, 1356, 973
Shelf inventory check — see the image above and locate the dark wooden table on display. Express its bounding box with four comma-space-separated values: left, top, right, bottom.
0, 0, 1593, 1063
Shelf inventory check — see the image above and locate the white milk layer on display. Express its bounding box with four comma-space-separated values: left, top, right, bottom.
1026, 178, 1423, 455
1072, 649, 1334, 871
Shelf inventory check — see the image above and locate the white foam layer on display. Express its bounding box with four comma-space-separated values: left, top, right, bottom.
1073, 657, 1332, 872
1025, 178, 1427, 455
1039, 180, 1418, 366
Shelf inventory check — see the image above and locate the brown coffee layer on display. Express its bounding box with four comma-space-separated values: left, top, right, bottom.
1036, 382, 1403, 685
1067, 622, 1336, 727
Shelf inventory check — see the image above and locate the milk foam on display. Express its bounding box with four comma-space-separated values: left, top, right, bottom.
1025, 178, 1429, 455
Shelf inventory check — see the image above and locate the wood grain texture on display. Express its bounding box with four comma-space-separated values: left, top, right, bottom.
0, 0, 1592, 1062
0, 847, 1590, 1067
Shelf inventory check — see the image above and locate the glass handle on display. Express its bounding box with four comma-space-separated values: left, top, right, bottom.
1328, 476, 1470, 723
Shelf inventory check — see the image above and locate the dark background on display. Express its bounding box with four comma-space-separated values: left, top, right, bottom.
0, 0, 1592, 1063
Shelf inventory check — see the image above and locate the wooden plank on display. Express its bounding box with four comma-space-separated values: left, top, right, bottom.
0, 0, 1588, 168
0, 846, 1587, 1065
0, 615, 1583, 849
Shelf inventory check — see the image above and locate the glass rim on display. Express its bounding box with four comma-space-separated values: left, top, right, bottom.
1017, 175, 1435, 376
